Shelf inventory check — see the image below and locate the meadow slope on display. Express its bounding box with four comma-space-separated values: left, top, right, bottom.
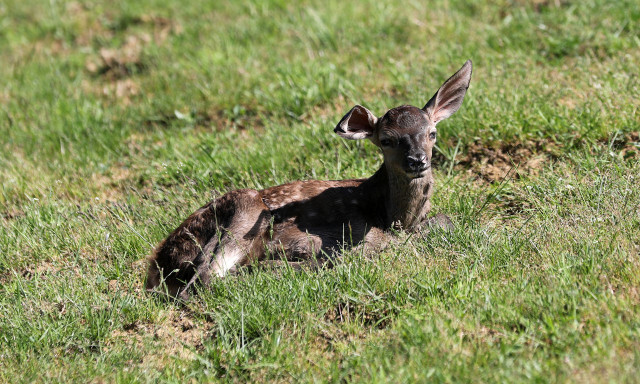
1, 0, 639, 382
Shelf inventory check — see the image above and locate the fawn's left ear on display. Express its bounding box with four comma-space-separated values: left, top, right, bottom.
334, 105, 378, 140
423, 60, 472, 124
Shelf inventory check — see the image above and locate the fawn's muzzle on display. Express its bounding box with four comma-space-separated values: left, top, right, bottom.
406, 154, 429, 173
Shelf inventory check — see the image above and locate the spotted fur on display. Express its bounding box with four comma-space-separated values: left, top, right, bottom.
146, 60, 472, 299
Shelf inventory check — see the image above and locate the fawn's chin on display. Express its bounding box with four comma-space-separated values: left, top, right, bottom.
406, 170, 429, 179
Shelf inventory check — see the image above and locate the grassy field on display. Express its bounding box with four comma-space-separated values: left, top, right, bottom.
1, 0, 639, 382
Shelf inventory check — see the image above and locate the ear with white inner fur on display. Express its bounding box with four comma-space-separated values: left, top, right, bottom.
334, 105, 378, 140
423, 60, 472, 124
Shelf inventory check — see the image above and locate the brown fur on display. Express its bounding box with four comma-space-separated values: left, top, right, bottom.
146, 60, 472, 299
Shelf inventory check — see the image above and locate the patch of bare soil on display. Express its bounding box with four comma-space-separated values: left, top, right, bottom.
515, 0, 570, 12
141, 106, 267, 134
106, 310, 213, 365
86, 35, 149, 79
457, 139, 563, 183
602, 131, 640, 160
85, 14, 182, 80
445, 132, 638, 184
0, 89, 9, 105
19, 262, 63, 281
1, 208, 25, 222
3, 255, 87, 288
98, 78, 140, 105
324, 300, 394, 330
91, 163, 135, 201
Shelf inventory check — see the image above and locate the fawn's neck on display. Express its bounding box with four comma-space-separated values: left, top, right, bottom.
365, 164, 433, 230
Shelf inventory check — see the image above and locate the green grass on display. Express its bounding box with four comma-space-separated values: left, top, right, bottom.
1, 0, 639, 382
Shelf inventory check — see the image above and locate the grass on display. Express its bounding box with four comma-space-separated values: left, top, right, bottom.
1, 0, 639, 382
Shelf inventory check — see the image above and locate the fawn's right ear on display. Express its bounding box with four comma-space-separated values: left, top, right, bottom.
334, 105, 378, 140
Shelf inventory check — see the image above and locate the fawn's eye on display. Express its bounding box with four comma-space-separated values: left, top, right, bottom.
380, 138, 392, 147
429, 132, 437, 140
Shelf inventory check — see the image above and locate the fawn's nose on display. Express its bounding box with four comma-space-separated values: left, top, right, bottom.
407, 154, 429, 171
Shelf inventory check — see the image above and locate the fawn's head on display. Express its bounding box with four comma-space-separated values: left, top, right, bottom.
335, 60, 472, 179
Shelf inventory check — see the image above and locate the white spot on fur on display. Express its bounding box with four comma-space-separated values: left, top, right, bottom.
211, 247, 243, 277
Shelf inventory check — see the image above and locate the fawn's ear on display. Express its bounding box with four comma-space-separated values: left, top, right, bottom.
423, 60, 472, 124
334, 105, 378, 140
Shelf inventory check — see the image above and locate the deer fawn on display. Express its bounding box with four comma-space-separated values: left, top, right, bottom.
146, 60, 472, 299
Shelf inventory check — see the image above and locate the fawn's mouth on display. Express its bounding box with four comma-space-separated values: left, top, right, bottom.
406, 168, 430, 179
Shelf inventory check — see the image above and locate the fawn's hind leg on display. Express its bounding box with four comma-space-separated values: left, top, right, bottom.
148, 189, 270, 300
208, 189, 271, 278
179, 189, 271, 300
